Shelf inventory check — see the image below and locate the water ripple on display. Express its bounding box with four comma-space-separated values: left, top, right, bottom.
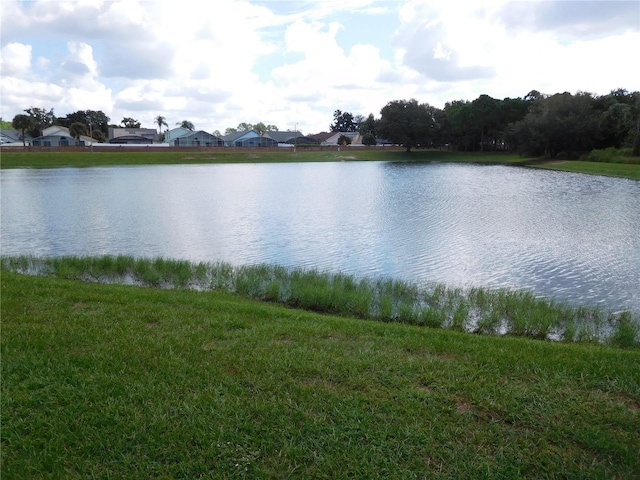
1, 162, 639, 312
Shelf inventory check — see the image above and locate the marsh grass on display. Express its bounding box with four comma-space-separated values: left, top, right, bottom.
2, 255, 638, 348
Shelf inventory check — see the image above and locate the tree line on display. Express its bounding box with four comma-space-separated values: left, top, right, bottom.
9, 88, 640, 157
333, 89, 639, 157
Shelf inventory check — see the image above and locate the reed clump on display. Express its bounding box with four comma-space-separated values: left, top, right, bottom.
2, 255, 638, 348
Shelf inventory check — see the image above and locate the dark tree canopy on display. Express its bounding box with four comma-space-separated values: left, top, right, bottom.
69, 122, 87, 141
23, 107, 56, 137
376, 99, 440, 152
331, 110, 357, 132
11, 114, 33, 147
59, 110, 110, 139
506, 92, 605, 158
362, 133, 377, 146
358, 113, 376, 136
121, 117, 141, 128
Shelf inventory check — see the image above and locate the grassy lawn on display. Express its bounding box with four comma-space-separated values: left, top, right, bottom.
528, 160, 640, 179
0, 148, 524, 169
2, 270, 639, 479
3, 148, 638, 179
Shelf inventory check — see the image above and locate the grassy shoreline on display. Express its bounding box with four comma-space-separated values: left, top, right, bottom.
2, 268, 639, 478
2, 148, 639, 178
3, 255, 638, 347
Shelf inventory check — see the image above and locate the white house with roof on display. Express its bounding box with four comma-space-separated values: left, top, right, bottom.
32, 125, 96, 147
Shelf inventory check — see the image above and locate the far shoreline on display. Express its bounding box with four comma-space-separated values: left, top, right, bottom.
1, 148, 639, 179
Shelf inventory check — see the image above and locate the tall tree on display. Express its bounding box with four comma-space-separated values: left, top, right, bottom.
59, 110, 110, 139
358, 113, 376, 136
254, 122, 267, 136
121, 117, 141, 128
24, 107, 55, 137
444, 100, 474, 151
507, 92, 601, 158
237, 122, 253, 132
155, 115, 168, 133
471, 94, 500, 152
69, 122, 87, 144
11, 114, 33, 147
377, 99, 440, 152
176, 120, 194, 131
331, 110, 357, 132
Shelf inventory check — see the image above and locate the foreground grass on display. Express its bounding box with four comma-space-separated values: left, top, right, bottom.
2, 270, 639, 479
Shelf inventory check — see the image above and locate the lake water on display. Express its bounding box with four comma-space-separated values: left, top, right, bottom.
2, 162, 639, 312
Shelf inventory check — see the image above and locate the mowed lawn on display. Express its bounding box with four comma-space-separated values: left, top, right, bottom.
2, 270, 639, 479
3, 149, 639, 179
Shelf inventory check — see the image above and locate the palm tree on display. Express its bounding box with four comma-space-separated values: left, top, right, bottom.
176, 120, 194, 131
155, 115, 168, 133
69, 122, 87, 145
12, 114, 33, 148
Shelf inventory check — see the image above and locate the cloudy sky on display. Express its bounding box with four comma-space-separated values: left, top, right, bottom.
1, 0, 638, 135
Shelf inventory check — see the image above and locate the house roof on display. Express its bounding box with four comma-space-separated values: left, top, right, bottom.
309, 132, 334, 142
264, 130, 302, 143
1, 129, 32, 144
177, 130, 223, 139
34, 126, 95, 143
222, 129, 260, 142
108, 135, 153, 144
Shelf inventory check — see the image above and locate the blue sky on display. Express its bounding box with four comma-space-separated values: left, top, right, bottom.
1, 0, 638, 135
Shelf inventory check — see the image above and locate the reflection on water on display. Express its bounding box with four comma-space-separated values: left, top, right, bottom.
2, 162, 639, 312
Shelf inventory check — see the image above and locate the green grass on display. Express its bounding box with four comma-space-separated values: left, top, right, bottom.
0, 149, 524, 169
529, 160, 640, 179
4, 148, 639, 179
2, 269, 639, 479
3, 255, 638, 348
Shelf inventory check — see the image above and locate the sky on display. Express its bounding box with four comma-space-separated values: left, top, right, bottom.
1, 0, 639, 135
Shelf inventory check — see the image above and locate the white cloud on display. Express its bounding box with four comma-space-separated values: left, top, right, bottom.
1, 0, 638, 132
1, 43, 32, 76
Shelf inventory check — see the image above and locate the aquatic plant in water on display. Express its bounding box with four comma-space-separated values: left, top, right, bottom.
2, 255, 637, 347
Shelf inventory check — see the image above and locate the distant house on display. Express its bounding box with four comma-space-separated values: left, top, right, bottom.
0, 129, 32, 146
263, 130, 317, 146
222, 130, 278, 147
308, 132, 335, 144
164, 127, 192, 145
32, 126, 94, 147
321, 132, 362, 146
108, 127, 157, 144
171, 130, 225, 147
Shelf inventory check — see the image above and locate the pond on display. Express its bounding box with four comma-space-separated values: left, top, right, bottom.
2, 162, 639, 313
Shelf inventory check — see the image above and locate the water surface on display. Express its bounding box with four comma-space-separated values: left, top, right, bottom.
2, 162, 638, 312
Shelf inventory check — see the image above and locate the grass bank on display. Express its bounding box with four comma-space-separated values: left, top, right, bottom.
2, 269, 639, 479
528, 159, 640, 179
3, 148, 639, 179
3, 255, 638, 347
0, 148, 526, 169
